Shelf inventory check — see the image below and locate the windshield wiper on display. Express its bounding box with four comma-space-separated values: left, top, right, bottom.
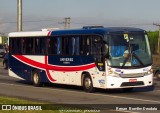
132, 53, 144, 66
121, 52, 144, 69
121, 54, 130, 69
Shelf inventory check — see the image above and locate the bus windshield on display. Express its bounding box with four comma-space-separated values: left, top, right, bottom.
105, 33, 152, 68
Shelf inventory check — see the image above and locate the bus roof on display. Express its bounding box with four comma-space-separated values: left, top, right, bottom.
8, 27, 146, 37
50, 27, 146, 36
8, 31, 49, 37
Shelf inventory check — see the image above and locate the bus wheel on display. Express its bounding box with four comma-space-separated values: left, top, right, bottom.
32, 71, 42, 87
83, 75, 95, 93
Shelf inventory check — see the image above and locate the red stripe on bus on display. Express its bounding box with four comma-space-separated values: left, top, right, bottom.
47, 31, 51, 36
46, 69, 56, 82
45, 56, 48, 64
13, 55, 96, 71
44, 56, 56, 82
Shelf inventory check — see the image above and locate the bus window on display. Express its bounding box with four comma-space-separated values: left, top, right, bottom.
25, 38, 34, 54
69, 37, 80, 55
49, 37, 56, 54
62, 37, 69, 55
35, 37, 46, 55
86, 37, 90, 55
57, 37, 61, 55
91, 36, 103, 62
75, 37, 79, 55
22, 38, 25, 54
35, 38, 39, 54
69, 37, 75, 55
79, 36, 91, 55
10, 38, 22, 54
48, 37, 61, 55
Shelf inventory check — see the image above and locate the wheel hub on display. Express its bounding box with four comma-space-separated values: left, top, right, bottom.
33, 73, 39, 84
84, 78, 91, 89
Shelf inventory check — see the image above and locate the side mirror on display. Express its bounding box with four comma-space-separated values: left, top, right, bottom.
104, 44, 109, 58
94, 38, 103, 48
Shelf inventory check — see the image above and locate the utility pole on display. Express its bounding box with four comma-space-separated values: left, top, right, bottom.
64, 17, 71, 29
17, 0, 22, 32
67, 17, 70, 29
153, 23, 160, 54
64, 18, 67, 29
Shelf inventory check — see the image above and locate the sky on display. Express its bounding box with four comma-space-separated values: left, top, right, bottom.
0, 0, 160, 34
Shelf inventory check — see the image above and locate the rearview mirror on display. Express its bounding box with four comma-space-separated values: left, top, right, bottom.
103, 44, 109, 58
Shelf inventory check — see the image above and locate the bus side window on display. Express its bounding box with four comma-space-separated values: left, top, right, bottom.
48, 37, 60, 55
91, 36, 103, 62
79, 37, 84, 55
79, 36, 85, 55
57, 37, 61, 55
41, 38, 47, 54
79, 36, 90, 55
86, 37, 91, 55
10, 38, 14, 54
25, 38, 34, 54
69, 37, 79, 55
11, 38, 22, 54
35, 37, 46, 55
22, 38, 25, 54
35, 38, 40, 54
69, 37, 75, 55
62, 37, 73, 55
75, 37, 79, 55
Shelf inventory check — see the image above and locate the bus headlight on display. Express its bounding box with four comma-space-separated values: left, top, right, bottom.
108, 68, 114, 74
145, 69, 153, 75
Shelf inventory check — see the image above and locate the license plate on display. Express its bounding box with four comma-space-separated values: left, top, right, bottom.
129, 79, 137, 82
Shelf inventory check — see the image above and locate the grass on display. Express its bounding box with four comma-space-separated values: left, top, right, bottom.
0, 96, 59, 113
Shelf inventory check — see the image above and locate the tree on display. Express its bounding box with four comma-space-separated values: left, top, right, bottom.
148, 31, 158, 54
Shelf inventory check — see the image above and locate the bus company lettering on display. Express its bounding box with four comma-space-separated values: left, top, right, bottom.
60, 58, 73, 64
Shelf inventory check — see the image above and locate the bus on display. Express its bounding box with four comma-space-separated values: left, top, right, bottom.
8, 26, 153, 92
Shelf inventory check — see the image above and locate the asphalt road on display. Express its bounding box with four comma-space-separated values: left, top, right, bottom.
0, 65, 160, 113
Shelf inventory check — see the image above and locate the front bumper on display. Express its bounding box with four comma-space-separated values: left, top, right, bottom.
106, 74, 153, 89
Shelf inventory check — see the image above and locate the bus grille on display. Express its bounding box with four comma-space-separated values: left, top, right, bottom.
121, 81, 144, 87
120, 73, 145, 78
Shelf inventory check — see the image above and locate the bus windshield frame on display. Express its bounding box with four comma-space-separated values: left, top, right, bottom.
104, 33, 152, 69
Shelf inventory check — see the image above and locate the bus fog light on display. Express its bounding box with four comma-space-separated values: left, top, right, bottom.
145, 71, 152, 75
109, 71, 113, 74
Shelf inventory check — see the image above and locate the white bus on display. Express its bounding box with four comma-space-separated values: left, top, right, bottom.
8, 26, 153, 92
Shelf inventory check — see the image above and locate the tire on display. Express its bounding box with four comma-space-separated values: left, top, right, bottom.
32, 70, 42, 87
155, 71, 160, 79
83, 75, 95, 93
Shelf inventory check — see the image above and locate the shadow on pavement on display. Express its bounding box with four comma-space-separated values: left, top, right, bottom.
15, 79, 156, 94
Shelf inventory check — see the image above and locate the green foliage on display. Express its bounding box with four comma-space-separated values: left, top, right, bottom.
0, 96, 59, 113
148, 31, 159, 54
0, 96, 96, 113
0, 36, 7, 44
